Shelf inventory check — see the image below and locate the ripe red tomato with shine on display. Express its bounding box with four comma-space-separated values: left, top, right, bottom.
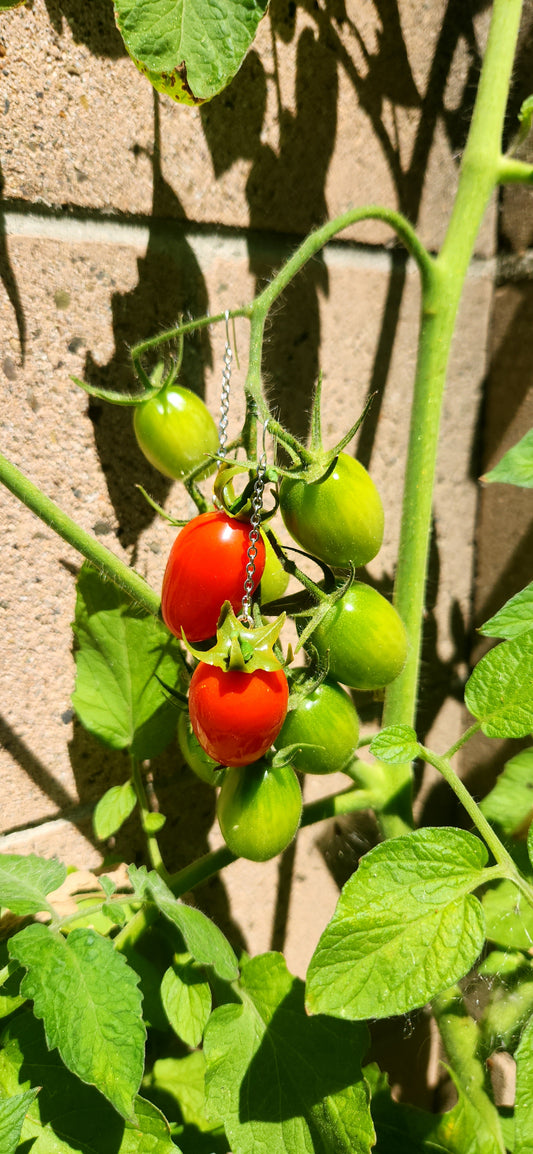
188, 662, 289, 767
161, 511, 266, 642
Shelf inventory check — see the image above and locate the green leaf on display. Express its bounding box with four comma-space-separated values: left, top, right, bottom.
114, 0, 268, 105
306, 828, 488, 1020
72, 562, 185, 760
369, 725, 420, 765
464, 632, 533, 738
0, 853, 66, 916
479, 583, 533, 640
0, 1011, 179, 1153
518, 94, 533, 135
365, 1064, 502, 1154
480, 747, 533, 836
144, 812, 166, 834
483, 428, 533, 487
161, 955, 212, 1048
93, 781, 137, 840
0, 1089, 39, 1154
147, 1051, 221, 1133
128, 866, 239, 982
204, 951, 374, 1154
482, 878, 533, 951
0, 1, 26, 9
514, 1012, 533, 1152
8, 924, 145, 1119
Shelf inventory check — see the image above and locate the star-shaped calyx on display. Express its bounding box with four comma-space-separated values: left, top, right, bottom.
182, 601, 288, 673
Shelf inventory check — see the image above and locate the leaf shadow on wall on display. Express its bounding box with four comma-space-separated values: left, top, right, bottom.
0, 160, 26, 365
42, 0, 127, 57
82, 93, 211, 551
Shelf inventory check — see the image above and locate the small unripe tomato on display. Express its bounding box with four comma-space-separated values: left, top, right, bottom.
278, 679, 359, 774
133, 384, 218, 480
259, 531, 290, 605
161, 511, 266, 643
217, 760, 302, 861
312, 582, 408, 691
279, 452, 384, 568
188, 662, 289, 767
177, 712, 225, 786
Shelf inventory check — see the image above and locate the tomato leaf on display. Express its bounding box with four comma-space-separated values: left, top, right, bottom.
482, 877, 533, 951
306, 829, 488, 1020
479, 582, 533, 639
114, 0, 268, 104
203, 952, 374, 1154
128, 865, 239, 981
93, 781, 137, 840
147, 1050, 224, 1135
0, 853, 66, 917
464, 631, 533, 738
0, 1011, 178, 1153
369, 725, 420, 764
365, 1064, 503, 1154
480, 747, 533, 837
72, 562, 185, 759
0, 1089, 39, 1154
514, 1012, 533, 1152
161, 954, 212, 1048
482, 427, 533, 487
0, 0, 26, 9
8, 924, 145, 1120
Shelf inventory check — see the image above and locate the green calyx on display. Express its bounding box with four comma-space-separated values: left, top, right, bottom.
273, 377, 375, 484
182, 601, 287, 673
213, 460, 279, 520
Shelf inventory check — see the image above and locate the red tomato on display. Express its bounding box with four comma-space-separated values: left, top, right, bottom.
161, 511, 266, 642
188, 662, 289, 767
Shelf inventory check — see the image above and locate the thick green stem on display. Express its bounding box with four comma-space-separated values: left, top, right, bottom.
381, 0, 524, 834
0, 452, 161, 618
432, 986, 505, 1153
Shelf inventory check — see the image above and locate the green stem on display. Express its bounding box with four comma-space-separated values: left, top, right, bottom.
130, 308, 251, 363
381, 0, 524, 835
130, 756, 167, 877
444, 721, 483, 761
497, 156, 533, 183
0, 452, 161, 618
432, 986, 505, 1153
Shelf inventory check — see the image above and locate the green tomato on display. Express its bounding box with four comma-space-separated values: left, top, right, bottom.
259, 531, 290, 604
279, 452, 384, 568
217, 761, 302, 862
278, 679, 359, 774
177, 712, 226, 786
133, 384, 218, 480
312, 582, 408, 691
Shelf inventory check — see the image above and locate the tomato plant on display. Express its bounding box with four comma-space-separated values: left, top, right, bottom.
311, 582, 408, 691
259, 530, 290, 604
161, 511, 266, 642
277, 678, 360, 774
133, 383, 219, 480
279, 452, 384, 568
177, 710, 226, 785
188, 661, 289, 767
217, 759, 302, 861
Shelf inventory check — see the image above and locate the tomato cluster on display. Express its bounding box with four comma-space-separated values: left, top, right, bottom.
149, 379, 406, 862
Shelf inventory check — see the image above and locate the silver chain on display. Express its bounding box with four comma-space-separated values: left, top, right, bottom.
241, 452, 267, 626
218, 311, 232, 458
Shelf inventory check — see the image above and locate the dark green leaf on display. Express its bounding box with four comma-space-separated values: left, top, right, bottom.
128, 865, 238, 982
161, 955, 212, 1048
72, 562, 185, 759
479, 583, 533, 640
93, 781, 137, 840
0, 1089, 39, 1154
204, 951, 374, 1154
0, 853, 66, 916
482, 428, 533, 487
0, 1011, 179, 1152
514, 1012, 533, 1151
464, 633, 533, 738
306, 828, 488, 1020
366, 1064, 503, 1154
369, 725, 420, 765
114, 0, 268, 104
480, 748, 533, 837
147, 1051, 221, 1133
8, 924, 145, 1119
